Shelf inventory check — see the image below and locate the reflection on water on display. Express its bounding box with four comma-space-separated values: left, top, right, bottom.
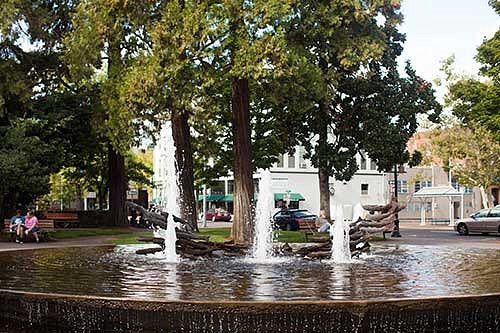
0, 245, 499, 301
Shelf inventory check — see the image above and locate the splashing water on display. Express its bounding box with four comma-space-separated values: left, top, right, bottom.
154, 124, 179, 263
352, 203, 364, 222
251, 169, 275, 260
331, 205, 351, 263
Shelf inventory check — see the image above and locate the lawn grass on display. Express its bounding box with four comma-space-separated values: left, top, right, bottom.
195, 227, 231, 243
51, 228, 134, 239
106, 230, 153, 245
194, 227, 329, 243
44, 226, 387, 246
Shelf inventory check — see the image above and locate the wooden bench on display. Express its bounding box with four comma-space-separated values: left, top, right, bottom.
298, 219, 331, 242
3, 219, 55, 242
45, 211, 79, 228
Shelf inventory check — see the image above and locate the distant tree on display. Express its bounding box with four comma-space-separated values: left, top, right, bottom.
427, 125, 500, 208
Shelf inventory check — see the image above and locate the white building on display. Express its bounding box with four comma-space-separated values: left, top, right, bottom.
153, 123, 388, 216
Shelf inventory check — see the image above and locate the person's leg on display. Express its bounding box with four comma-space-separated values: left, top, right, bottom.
319, 222, 331, 233
17, 225, 24, 240
33, 232, 39, 243
11, 227, 17, 242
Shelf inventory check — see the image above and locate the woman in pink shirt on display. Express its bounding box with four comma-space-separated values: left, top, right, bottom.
24, 210, 40, 243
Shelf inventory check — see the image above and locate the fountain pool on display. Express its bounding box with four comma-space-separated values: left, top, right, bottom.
0, 244, 499, 332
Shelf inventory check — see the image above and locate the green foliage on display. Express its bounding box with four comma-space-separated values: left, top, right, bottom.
442, 3, 500, 141
427, 124, 500, 207
0, 119, 56, 201
287, 0, 440, 184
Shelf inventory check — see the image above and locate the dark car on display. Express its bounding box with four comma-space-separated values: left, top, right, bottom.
273, 209, 317, 231
206, 208, 232, 222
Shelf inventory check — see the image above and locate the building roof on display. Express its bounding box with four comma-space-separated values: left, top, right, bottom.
413, 186, 463, 198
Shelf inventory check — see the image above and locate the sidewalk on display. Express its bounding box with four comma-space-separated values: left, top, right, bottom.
0, 235, 119, 252
399, 220, 455, 231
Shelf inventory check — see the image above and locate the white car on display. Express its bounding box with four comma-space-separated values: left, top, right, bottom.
454, 208, 500, 235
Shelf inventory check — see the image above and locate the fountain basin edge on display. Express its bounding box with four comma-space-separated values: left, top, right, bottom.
0, 289, 499, 332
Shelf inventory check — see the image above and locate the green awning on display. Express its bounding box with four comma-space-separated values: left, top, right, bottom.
199, 193, 305, 202
197, 194, 225, 202
274, 193, 305, 201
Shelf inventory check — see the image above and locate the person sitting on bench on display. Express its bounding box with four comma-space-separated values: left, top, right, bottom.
316, 210, 331, 233
24, 210, 40, 243
10, 209, 25, 243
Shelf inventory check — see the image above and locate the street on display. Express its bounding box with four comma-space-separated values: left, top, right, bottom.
387, 224, 500, 248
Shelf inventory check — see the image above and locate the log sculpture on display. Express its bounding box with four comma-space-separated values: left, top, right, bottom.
128, 199, 405, 260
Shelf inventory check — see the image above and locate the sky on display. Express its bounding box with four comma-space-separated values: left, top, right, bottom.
399, 0, 499, 100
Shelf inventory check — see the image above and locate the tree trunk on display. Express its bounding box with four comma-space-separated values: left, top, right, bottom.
75, 183, 84, 211
317, 100, 331, 219
318, 167, 330, 219
171, 106, 198, 232
108, 145, 127, 226
230, 77, 254, 245
479, 186, 490, 209
0, 191, 4, 220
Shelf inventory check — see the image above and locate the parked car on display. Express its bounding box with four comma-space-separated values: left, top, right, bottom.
206, 208, 232, 222
273, 209, 317, 231
454, 208, 500, 235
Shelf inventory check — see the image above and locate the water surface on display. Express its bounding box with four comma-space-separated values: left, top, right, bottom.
0, 244, 498, 301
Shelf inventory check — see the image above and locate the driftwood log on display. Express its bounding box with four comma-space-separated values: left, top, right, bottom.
126, 201, 193, 232
132, 199, 405, 260
289, 198, 405, 259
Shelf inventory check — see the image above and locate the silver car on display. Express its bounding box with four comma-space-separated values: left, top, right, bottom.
454, 208, 500, 235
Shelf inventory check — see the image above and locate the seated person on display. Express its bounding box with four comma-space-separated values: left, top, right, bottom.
316, 209, 331, 233
10, 209, 25, 243
24, 210, 40, 243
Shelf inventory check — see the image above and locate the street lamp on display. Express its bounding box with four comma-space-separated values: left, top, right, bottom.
391, 164, 405, 238
202, 158, 214, 228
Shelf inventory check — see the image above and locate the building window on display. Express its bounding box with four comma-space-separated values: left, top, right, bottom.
298, 146, 307, 168
406, 202, 431, 212
210, 181, 225, 195
360, 153, 367, 170
228, 180, 234, 194
415, 180, 432, 192
287, 153, 295, 168
370, 159, 377, 170
399, 180, 408, 193
277, 154, 284, 168
361, 184, 369, 195
390, 180, 408, 193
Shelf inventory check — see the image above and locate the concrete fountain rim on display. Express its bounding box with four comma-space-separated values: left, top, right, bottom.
1, 288, 499, 306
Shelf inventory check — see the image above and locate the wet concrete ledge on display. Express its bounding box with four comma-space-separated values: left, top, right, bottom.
0, 289, 499, 332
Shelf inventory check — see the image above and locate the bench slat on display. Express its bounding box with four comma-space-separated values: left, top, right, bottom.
3, 219, 55, 232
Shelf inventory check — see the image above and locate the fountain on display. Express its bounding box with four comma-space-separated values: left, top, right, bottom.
153, 124, 179, 262
0, 154, 499, 332
251, 169, 276, 261
352, 202, 364, 222
330, 204, 351, 263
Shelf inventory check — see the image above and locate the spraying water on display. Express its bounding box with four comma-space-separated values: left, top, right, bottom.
352, 203, 364, 222
331, 205, 351, 263
154, 124, 179, 263
251, 169, 275, 260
